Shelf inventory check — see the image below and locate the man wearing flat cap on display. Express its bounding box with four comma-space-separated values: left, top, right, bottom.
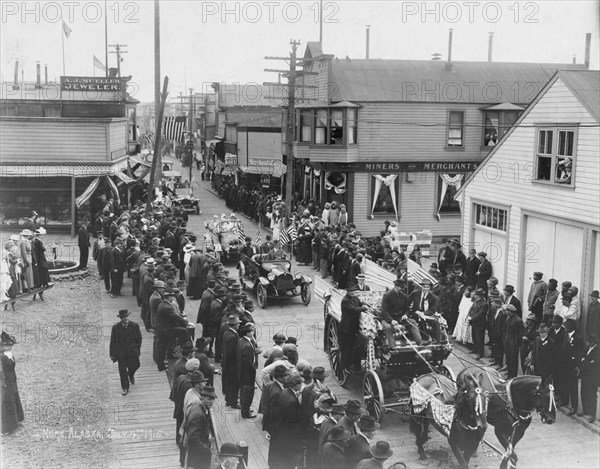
542, 279, 560, 326
110, 310, 142, 396
527, 272, 547, 324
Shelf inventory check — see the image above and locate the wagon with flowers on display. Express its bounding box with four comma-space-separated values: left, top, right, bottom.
314, 261, 453, 422
204, 214, 244, 263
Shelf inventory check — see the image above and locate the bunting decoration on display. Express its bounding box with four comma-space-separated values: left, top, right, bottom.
163, 116, 187, 142
255, 224, 262, 245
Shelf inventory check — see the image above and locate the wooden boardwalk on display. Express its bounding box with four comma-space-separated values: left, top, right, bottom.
101, 277, 270, 469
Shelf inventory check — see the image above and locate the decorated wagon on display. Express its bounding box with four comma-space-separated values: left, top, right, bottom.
204, 214, 244, 263
314, 259, 453, 422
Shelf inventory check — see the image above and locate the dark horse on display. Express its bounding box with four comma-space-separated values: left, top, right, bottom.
457, 366, 556, 469
410, 373, 488, 469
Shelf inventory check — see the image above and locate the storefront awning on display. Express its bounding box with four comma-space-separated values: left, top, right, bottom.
238, 163, 287, 178
0, 160, 130, 178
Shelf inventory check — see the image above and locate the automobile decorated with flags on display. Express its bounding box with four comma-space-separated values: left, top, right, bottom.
237, 252, 312, 308
204, 214, 245, 263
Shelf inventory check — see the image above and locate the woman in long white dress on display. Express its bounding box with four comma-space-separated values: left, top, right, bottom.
453, 286, 474, 344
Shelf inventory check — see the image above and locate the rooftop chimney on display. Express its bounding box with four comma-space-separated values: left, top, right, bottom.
45, 64, 48, 84
573, 54, 577, 64
13, 59, 19, 90
488, 32, 494, 62
447, 28, 453, 63
584, 33, 591, 69
36, 61, 41, 88
366, 25, 371, 59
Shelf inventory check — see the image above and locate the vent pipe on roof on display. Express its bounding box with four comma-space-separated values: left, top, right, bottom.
45, 64, 48, 84
447, 29, 453, 62
36, 61, 41, 88
488, 32, 494, 62
13, 59, 19, 89
584, 33, 591, 69
366, 25, 371, 59
573, 54, 577, 64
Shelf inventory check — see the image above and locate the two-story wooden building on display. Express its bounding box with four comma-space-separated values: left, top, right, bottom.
0, 76, 139, 234
292, 42, 585, 238
455, 70, 599, 327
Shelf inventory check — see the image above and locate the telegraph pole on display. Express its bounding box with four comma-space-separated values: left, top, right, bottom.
154, 0, 162, 184
264, 40, 317, 215
188, 88, 194, 183
108, 43, 127, 78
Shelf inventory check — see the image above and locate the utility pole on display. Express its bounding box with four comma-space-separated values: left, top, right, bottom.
146, 76, 169, 217
188, 87, 194, 183
264, 40, 317, 215
108, 43, 128, 78
154, 0, 162, 184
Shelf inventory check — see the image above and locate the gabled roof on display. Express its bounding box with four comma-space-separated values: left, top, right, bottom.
329, 60, 586, 103
455, 69, 600, 198
558, 70, 600, 122
304, 42, 323, 59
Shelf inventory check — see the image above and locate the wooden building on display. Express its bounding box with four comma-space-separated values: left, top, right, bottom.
0, 77, 139, 234
455, 70, 600, 328
291, 42, 585, 238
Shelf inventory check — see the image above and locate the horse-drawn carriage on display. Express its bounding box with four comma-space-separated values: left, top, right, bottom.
315, 260, 454, 423
204, 215, 244, 263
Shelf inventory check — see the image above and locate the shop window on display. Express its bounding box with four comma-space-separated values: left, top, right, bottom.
437, 175, 461, 213
483, 111, 519, 146
348, 108, 357, 144
475, 203, 507, 232
330, 110, 344, 144
371, 174, 399, 217
447, 111, 464, 147
534, 127, 577, 185
315, 109, 327, 144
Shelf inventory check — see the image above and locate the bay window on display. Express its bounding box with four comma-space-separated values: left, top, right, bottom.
293, 106, 359, 145
315, 109, 327, 144
330, 110, 344, 144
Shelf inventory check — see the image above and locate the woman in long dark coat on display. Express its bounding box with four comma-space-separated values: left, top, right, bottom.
32, 230, 50, 287
1, 332, 24, 435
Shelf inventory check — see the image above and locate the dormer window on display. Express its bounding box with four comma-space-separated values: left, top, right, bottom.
481, 103, 523, 147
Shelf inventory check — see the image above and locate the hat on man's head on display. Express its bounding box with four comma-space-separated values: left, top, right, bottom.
244, 300, 254, 309
357, 274, 366, 280
0, 331, 17, 346
145, 257, 156, 266
477, 251, 488, 258
301, 366, 313, 381
590, 290, 600, 298
312, 366, 328, 380
240, 323, 255, 334
207, 280, 217, 288
218, 443, 242, 458
548, 278, 558, 287
285, 337, 298, 346
117, 309, 131, 318
473, 288, 485, 297
273, 364, 291, 379
533, 271, 543, 278
504, 285, 515, 294
488, 277, 499, 286
505, 304, 517, 313
152, 280, 166, 289
185, 358, 200, 372
232, 294, 244, 302
370, 441, 394, 459
343, 399, 363, 415
316, 395, 336, 413
190, 371, 208, 384
538, 323, 550, 333
227, 315, 241, 325
20, 229, 33, 237
181, 342, 197, 353
327, 426, 350, 442
430, 262, 438, 269
358, 415, 380, 432
273, 332, 286, 342
565, 318, 577, 328
420, 278, 432, 287
551, 315, 564, 324
346, 284, 359, 292
525, 313, 537, 322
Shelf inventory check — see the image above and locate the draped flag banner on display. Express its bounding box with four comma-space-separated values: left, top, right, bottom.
163, 116, 186, 142
436, 174, 464, 220
280, 226, 290, 245
235, 222, 245, 245
370, 174, 399, 220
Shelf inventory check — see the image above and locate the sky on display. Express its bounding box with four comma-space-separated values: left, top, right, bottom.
1, 0, 599, 102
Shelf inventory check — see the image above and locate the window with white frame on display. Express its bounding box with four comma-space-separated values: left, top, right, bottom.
348, 108, 357, 144
535, 126, 577, 185
483, 111, 519, 146
330, 109, 344, 144
315, 109, 327, 144
475, 203, 507, 231
447, 111, 464, 147
370, 174, 400, 218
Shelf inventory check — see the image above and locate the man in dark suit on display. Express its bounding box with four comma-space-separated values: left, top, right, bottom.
579, 333, 599, 423
468, 289, 488, 360
259, 365, 290, 467
275, 372, 306, 469
450, 239, 467, 274
356, 274, 370, 291
108, 238, 127, 297
140, 258, 156, 331
221, 315, 241, 408
77, 220, 90, 269
503, 285, 523, 318
380, 279, 409, 348
339, 285, 368, 372
155, 291, 190, 371
549, 315, 567, 403
172, 341, 197, 384
560, 318, 584, 416
409, 279, 445, 343
238, 323, 258, 419
502, 304, 524, 378
109, 309, 142, 396
475, 252, 492, 293
530, 323, 557, 382
347, 253, 363, 287
464, 249, 480, 288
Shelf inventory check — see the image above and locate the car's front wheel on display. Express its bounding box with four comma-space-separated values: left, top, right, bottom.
301, 284, 311, 305
257, 283, 268, 308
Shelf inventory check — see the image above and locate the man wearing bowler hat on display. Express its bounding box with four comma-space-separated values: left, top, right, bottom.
110, 310, 142, 396
356, 440, 394, 469
318, 425, 351, 469
503, 284, 522, 318
530, 323, 557, 382
218, 442, 243, 469
346, 415, 380, 467
222, 315, 241, 408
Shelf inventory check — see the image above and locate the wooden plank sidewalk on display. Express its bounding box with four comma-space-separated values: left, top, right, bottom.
101, 280, 270, 469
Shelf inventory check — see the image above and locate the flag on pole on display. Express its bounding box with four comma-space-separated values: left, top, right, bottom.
288, 225, 298, 242
62, 20, 72, 38
163, 116, 187, 142
279, 227, 290, 245
93, 55, 106, 73
234, 222, 245, 245
255, 224, 262, 245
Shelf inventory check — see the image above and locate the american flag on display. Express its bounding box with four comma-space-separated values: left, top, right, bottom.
163, 116, 186, 142
234, 222, 245, 245
288, 225, 298, 242
279, 227, 290, 245
255, 224, 262, 245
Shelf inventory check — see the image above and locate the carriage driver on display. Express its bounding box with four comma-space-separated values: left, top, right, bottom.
380, 278, 422, 349
406, 279, 447, 344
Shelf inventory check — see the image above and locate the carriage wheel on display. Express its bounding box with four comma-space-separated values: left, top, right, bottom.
257, 284, 267, 308
326, 319, 348, 386
300, 284, 311, 305
437, 364, 456, 382
363, 370, 385, 422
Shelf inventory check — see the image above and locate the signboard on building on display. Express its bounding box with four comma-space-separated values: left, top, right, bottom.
60, 76, 122, 92
325, 161, 479, 172
260, 175, 271, 188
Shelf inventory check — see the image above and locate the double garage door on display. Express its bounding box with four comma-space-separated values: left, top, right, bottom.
520, 216, 585, 298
